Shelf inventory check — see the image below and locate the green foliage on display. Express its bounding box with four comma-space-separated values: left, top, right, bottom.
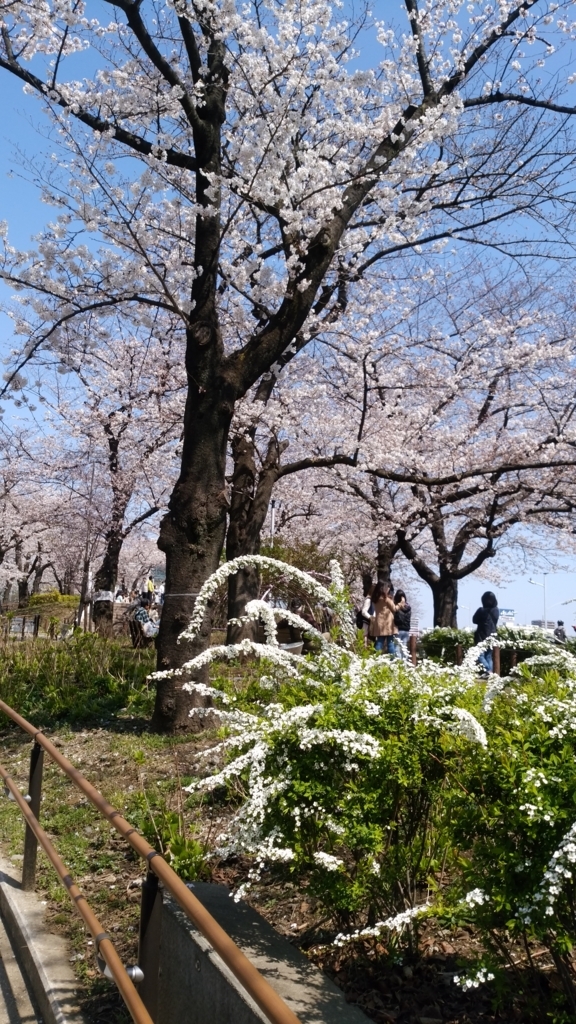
453, 666, 576, 952
193, 555, 576, 1014
125, 789, 210, 882
419, 626, 475, 663
0, 633, 155, 725
260, 540, 337, 576
194, 650, 487, 934
28, 591, 80, 607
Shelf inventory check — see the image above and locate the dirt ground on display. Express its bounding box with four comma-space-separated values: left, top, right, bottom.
0, 720, 561, 1024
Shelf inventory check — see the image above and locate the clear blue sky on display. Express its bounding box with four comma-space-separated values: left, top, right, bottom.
2, 21, 576, 628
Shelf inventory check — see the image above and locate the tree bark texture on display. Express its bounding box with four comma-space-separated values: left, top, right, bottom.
431, 576, 459, 628
377, 538, 400, 584
155, 370, 234, 731
92, 528, 125, 638
225, 431, 287, 643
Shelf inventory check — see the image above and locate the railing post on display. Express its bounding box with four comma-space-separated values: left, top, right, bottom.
138, 870, 163, 1021
492, 646, 501, 676
409, 634, 417, 665
22, 741, 44, 890
21, 616, 26, 641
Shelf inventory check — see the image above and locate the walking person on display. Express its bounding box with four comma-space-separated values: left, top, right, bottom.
554, 620, 566, 642
393, 589, 411, 657
472, 591, 499, 674
364, 579, 398, 655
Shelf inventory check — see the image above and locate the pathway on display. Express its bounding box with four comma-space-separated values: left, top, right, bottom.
0, 914, 39, 1024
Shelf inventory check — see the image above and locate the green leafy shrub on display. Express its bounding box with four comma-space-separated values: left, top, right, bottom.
420, 626, 475, 664
168, 555, 576, 1012
28, 591, 80, 607
0, 633, 154, 725
448, 653, 576, 1007
196, 656, 484, 937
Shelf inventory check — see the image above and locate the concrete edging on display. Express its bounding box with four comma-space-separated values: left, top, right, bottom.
157, 882, 371, 1024
0, 854, 85, 1024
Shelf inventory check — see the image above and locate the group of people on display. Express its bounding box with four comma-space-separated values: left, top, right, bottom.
359, 580, 501, 671
359, 579, 412, 658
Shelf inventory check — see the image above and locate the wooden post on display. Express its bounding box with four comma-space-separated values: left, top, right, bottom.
511, 650, 517, 668
456, 644, 463, 666
492, 647, 501, 676
409, 634, 417, 665
21, 616, 26, 641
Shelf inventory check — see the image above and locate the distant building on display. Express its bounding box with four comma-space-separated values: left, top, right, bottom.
531, 620, 555, 630
500, 608, 515, 625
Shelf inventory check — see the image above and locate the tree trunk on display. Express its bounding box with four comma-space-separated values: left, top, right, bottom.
17, 578, 29, 608
31, 562, 46, 594
226, 430, 260, 642
225, 431, 285, 643
432, 576, 458, 627
377, 538, 399, 583
154, 373, 234, 732
92, 531, 125, 638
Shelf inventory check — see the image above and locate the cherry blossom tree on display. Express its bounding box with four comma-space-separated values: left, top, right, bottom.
25, 315, 184, 631
3, 0, 576, 726
269, 267, 576, 624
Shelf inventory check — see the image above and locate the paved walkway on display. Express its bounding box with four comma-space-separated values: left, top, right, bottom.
0, 915, 39, 1024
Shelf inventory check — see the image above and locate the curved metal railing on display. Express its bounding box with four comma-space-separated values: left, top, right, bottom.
0, 699, 302, 1024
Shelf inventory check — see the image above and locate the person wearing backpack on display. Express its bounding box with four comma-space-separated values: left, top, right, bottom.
472, 591, 499, 674
554, 620, 567, 643
393, 590, 411, 657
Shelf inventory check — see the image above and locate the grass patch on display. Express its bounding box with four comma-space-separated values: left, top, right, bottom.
0, 633, 155, 728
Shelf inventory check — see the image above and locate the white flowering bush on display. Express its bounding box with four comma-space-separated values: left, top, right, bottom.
187, 650, 487, 936
174, 558, 486, 937
450, 662, 576, 1000
175, 557, 576, 1006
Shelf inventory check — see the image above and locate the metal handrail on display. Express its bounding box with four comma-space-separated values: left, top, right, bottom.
0, 700, 302, 1024
0, 761, 153, 1024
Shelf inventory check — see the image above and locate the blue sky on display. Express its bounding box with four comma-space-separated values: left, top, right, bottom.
2, 10, 576, 627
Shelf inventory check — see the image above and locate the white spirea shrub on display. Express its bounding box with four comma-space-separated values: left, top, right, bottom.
163, 556, 576, 987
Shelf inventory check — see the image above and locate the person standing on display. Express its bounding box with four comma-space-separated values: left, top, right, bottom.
473, 591, 499, 674
393, 589, 411, 657
554, 620, 566, 642
364, 580, 398, 655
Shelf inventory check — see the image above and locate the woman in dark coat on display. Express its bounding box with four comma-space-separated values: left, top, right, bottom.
472, 591, 499, 674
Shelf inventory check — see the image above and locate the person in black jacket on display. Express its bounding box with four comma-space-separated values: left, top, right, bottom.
472, 591, 499, 674
394, 590, 411, 657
